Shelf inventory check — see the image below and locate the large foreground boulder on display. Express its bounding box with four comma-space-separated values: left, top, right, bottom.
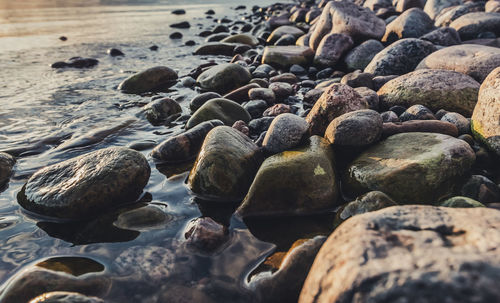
471, 66, 500, 156
300, 205, 500, 303
18, 147, 150, 219
377, 69, 480, 115
118, 66, 178, 94
196, 63, 251, 94
342, 132, 475, 204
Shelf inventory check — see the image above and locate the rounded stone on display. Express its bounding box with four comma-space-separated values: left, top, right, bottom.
29, 292, 104, 303
118, 66, 178, 94
189, 92, 221, 112
221, 34, 259, 46
313, 33, 354, 68
196, 63, 251, 94
0, 152, 15, 187
441, 112, 470, 135
450, 12, 500, 40
439, 196, 486, 208
325, 109, 383, 147
186, 98, 251, 129
382, 8, 434, 44
343, 40, 385, 71
262, 113, 309, 154
261, 46, 315, 69
143, 97, 182, 125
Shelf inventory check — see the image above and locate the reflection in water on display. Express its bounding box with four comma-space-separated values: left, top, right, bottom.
35, 256, 105, 276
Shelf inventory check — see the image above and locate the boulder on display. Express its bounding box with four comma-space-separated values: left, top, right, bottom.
450, 12, 500, 40
471, 66, 500, 156
364, 38, 437, 76
382, 8, 434, 43
197, 63, 251, 94
221, 34, 259, 46
378, 69, 480, 116
237, 136, 339, 217
342, 132, 475, 203
262, 113, 309, 154
262, 46, 315, 69
415, 44, 500, 82
118, 66, 178, 94
0, 152, 15, 187
142, 97, 182, 125
313, 33, 354, 67
188, 126, 263, 201
184, 217, 229, 252
343, 39, 385, 71
300, 205, 500, 303
18, 147, 150, 219
185, 98, 251, 129
325, 110, 383, 147
420, 27, 461, 46
424, 0, 462, 19
434, 2, 485, 27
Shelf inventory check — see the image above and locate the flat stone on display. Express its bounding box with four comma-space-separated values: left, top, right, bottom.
118, 66, 178, 94
262, 46, 315, 69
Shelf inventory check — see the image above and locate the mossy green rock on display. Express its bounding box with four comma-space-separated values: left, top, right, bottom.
187, 126, 263, 201
439, 196, 485, 208
185, 98, 251, 129
221, 34, 259, 46
118, 66, 178, 94
342, 132, 476, 204
237, 136, 339, 218
378, 69, 480, 116
196, 63, 251, 94
262, 46, 315, 69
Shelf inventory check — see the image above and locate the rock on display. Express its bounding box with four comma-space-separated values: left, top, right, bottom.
170, 21, 190, 28
439, 196, 486, 208
248, 88, 276, 105
314, 33, 354, 67
232, 120, 250, 137
343, 40, 385, 71
252, 64, 274, 78
262, 46, 315, 69
461, 175, 500, 204
310, 0, 386, 50
300, 205, 500, 303
382, 8, 434, 44
169, 32, 182, 39
237, 136, 339, 217
187, 126, 263, 201
51, 57, 98, 69
382, 120, 459, 137
372, 74, 398, 90
421, 27, 461, 46
249, 117, 275, 135
270, 73, 298, 84
0, 152, 15, 187
342, 132, 475, 203
107, 48, 124, 56
193, 42, 237, 56
171, 9, 186, 15
143, 97, 182, 125
332, 191, 397, 228
441, 112, 470, 135
114, 205, 171, 230
221, 34, 259, 46
275, 34, 297, 46
354, 87, 379, 110
364, 38, 436, 76
340, 71, 373, 89
381, 110, 399, 122
29, 291, 104, 303
415, 44, 500, 82
325, 109, 383, 147
471, 66, 500, 156
267, 26, 304, 44
377, 69, 480, 116
181, 76, 195, 87
486, 0, 500, 12
149, 45, 158, 51
450, 12, 500, 40
400, 104, 436, 121
184, 217, 229, 252
114, 246, 175, 283
268, 82, 293, 100
151, 120, 223, 163
435, 2, 486, 27
306, 84, 369, 136
262, 113, 309, 154
190, 92, 221, 112
205, 33, 230, 42
223, 83, 260, 104
244, 100, 268, 119
424, 0, 462, 19
118, 66, 178, 94
197, 63, 251, 94
263, 104, 292, 117
186, 98, 251, 129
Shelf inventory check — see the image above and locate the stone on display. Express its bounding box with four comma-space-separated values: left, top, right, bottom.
382, 120, 459, 137
342, 132, 475, 203
486, 0, 500, 13
439, 196, 486, 208
450, 12, 500, 40
0, 152, 15, 186
223, 83, 261, 104
268, 82, 293, 100
237, 136, 339, 217
364, 38, 436, 76
270, 73, 298, 84
107, 48, 124, 56
275, 34, 296, 46
188, 126, 263, 201
471, 66, 500, 156
340, 71, 373, 89
186, 98, 251, 129
232, 120, 250, 137
169, 32, 182, 39
221, 34, 259, 46
171, 9, 185, 15
262, 46, 315, 69
400, 104, 436, 121
18, 147, 150, 220
267, 26, 305, 44
424, 0, 462, 19
435, 2, 486, 27
420, 27, 461, 46
325, 109, 383, 147
170, 21, 190, 28
184, 217, 229, 252
50, 57, 98, 69
248, 88, 276, 105
151, 120, 224, 163
244, 100, 268, 119
332, 191, 397, 228
310, 0, 386, 50
415, 44, 500, 82
381, 111, 399, 122
190, 92, 221, 112
249, 117, 275, 135
142, 97, 182, 125
262, 113, 309, 154
306, 84, 369, 136
263, 104, 292, 117
114, 205, 171, 230
372, 74, 398, 90
114, 246, 175, 283
29, 291, 104, 303
461, 175, 500, 204
313, 33, 354, 67
118, 66, 178, 94
378, 69, 480, 116
382, 8, 434, 44
300, 205, 500, 303
354, 87, 379, 110
197, 63, 251, 94
441, 112, 470, 135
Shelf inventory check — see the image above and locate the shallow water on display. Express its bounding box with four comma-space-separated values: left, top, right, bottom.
0, 0, 334, 301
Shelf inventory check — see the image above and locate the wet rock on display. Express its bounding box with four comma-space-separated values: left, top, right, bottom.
289, 64, 307, 76
238, 136, 338, 217
471, 66, 500, 156
400, 104, 436, 121
184, 217, 229, 252
188, 126, 263, 201
114, 246, 175, 283
441, 112, 470, 135
420, 27, 461, 46
416, 44, 500, 82
193, 42, 237, 56
18, 147, 150, 219
205, 33, 230, 42
325, 109, 383, 147
382, 120, 459, 137
381, 111, 399, 122
180, 76, 195, 87
248, 88, 275, 105
151, 120, 223, 163
118, 66, 178, 94
341, 71, 373, 89
127, 140, 157, 151
310, 0, 386, 49
223, 83, 260, 104
344, 40, 385, 72
197, 63, 251, 94
268, 82, 293, 100
261, 46, 315, 69
313, 33, 354, 68
263, 104, 291, 117
354, 87, 379, 110
439, 196, 486, 208
306, 84, 369, 136
424, 0, 462, 19
378, 69, 480, 116
267, 26, 304, 44
252, 64, 274, 79
461, 175, 500, 204
275, 34, 296, 46
51, 57, 99, 69
244, 100, 268, 119
107, 48, 124, 56
190, 92, 221, 112
185, 40, 196, 46
342, 132, 475, 203
382, 8, 434, 43
232, 120, 250, 137
114, 205, 171, 230
450, 12, 500, 40
262, 113, 308, 154
270, 73, 298, 84
186, 98, 251, 129
364, 38, 436, 76
372, 74, 398, 90
0, 152, 15, 187
332, 191, 397, 228
29, 291, 104, 303
435, 2, 486, 27
169, 32, 182, 39
221, 33, 259, 46
249, 117, 275, 135
300, 205, 500, 303
149, 45, 158, 51
143, 97, 182, 125
170, 21, 190, 29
